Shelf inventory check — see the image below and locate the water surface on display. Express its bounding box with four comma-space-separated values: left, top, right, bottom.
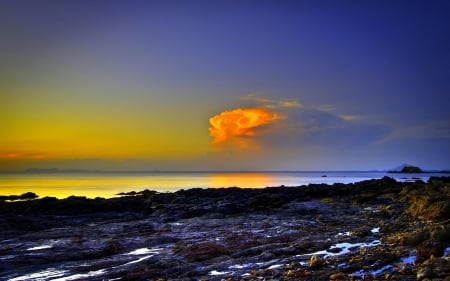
0, 171, 444, 198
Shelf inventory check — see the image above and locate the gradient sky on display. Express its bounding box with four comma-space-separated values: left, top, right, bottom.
1, 0, 449, 171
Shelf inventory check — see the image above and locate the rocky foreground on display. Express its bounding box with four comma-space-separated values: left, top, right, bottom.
0, 177, 449, 281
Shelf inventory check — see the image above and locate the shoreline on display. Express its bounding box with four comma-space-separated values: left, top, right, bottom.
2, 172, 449, 200
1, 177, 449, 280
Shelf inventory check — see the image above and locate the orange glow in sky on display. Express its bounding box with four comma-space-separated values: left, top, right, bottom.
0, 152, 48, 160
209, 108, 284, 144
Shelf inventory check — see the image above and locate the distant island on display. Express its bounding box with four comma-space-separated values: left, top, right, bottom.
386, 164, 450, 174
388, 165, 423, 173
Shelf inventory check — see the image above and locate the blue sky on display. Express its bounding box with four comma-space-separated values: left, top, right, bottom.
1, 0, 449, 171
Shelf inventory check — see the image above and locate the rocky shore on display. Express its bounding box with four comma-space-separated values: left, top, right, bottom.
0, 177, 449, 281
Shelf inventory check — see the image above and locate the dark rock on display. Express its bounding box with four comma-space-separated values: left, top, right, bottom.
401, 230, 430, 246
0, 192, 38, 201
417, 256, 450, 280
430, 223, 450, 242
329, 272, 346, 280
416, 239, 446, 261
1, 177, 449, 280
420, 200, 450, 220
285, 268, 312, 278
400, 179, 450, 220
100, 239, 122, 256
351, 226, 372, 238
246, 194, 284, 209
173, 241, 229, 262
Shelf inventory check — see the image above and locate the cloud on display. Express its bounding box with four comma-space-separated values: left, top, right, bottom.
378, 120, 450, 143
338, 114, 361, 121
209, 108, 285, 145
245, 105, 389, 151
209, 95, 391, 165
315, 104, 336, 112
241, 94, 361, 122
241, 93, 302, 108
0, 152, 48, 159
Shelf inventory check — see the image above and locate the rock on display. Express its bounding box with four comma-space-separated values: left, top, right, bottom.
417, 256, 450, 280
401, 230, 430, 246
0, 192, 38, 201
1, 177, 449, 280
396, 262, 414, 275
173, 241, 229, 262
416, 239, 446, 262
430, 223, 450, 242
351, 226, 372, 238
285, 269, 312, 278
100, 239, 122, 256
420, 200, 450, 220
329, 272, 346, 280
246, 194, 284, 209
402, 184, 450, 220
309, 254, 323, 268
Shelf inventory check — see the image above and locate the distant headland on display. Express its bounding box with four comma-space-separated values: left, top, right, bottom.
388, 164, 450, 174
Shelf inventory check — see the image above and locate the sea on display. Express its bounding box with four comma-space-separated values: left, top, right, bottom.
0, 171, 447, 199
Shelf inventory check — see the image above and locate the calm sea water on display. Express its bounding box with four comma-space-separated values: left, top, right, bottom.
0, 171, 445, 199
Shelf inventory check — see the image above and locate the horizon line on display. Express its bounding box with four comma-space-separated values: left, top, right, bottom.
1, 168, 449, 174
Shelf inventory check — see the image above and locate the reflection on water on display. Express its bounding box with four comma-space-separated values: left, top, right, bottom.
209, 173, 273, 189
0, 171, 443, 199
0, 173, 276, 198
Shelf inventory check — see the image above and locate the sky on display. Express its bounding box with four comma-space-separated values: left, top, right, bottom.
1, 0, 449, 171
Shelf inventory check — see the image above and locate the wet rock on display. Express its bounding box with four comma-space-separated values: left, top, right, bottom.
401, 230, 430, 246
420, 200, 450, 220
329, 272, 346, 280
417, 256, 450, 280
400, 180, 450, 220
309, 254, 323, 268
430, 223, 450, 242
173, 241, 229, 262
416, 239, 446, 262
285, 268, 312, 278
100, 239, 122, 256
396, 262, 414, 275
351, 226, 372, 238
1, 177, 449, 280
246, 194, 284, 209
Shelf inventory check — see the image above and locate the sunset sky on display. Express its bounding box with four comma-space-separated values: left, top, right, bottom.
1, 0, 449, 171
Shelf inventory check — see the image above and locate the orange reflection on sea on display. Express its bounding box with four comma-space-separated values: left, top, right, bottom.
208, 173, 274, 189
0, 174, 181, 199
0, 172, 278, 199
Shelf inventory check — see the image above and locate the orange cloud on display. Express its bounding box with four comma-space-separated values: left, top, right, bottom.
0, 152, 48, 159
209, 108, 284, 144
